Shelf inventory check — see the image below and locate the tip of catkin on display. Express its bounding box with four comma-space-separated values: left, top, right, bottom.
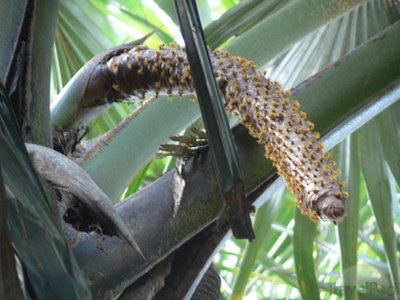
314, 195, 346, 224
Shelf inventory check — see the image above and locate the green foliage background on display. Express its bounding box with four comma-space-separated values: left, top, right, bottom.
48, 0, 400, 299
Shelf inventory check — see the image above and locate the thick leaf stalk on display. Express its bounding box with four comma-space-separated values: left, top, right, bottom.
56, 44, 347, 223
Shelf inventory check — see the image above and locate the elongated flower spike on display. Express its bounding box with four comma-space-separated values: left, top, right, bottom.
81, 44, 347, 224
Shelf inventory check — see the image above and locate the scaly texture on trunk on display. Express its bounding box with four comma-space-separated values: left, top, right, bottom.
75, 44, 347, 223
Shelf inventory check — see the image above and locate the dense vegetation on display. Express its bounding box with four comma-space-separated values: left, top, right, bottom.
0, 0, 399, 299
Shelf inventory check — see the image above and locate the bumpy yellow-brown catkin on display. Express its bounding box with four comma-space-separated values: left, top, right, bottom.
100, 44, 347, 224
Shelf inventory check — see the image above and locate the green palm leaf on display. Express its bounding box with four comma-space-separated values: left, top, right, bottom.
0, 86, 90, 299
46, 0, 400, 298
